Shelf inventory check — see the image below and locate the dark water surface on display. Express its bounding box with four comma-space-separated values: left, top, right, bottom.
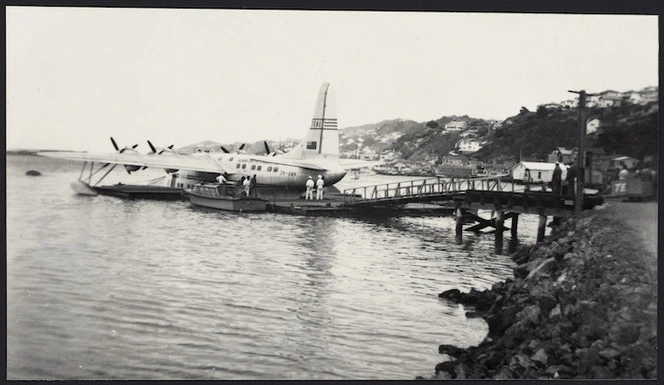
6, 155, 546, 380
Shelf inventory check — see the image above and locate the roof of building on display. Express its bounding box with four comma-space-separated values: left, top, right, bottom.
554, 147, 576, 155
611, 155, 638, 161
512, 161, 567, 171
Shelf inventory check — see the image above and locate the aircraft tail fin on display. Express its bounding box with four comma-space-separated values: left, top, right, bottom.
283, 82, 339, 159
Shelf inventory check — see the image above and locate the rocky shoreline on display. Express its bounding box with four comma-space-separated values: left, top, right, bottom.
419, 209, 657, 379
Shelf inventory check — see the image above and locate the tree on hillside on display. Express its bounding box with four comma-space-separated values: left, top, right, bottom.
426, 120, 439, 129
520, 106, 530, 115
536, 105, 549, 119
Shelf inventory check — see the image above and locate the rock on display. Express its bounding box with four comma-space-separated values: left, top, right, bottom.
545, 364, 571, 376
516, 305, 541, 325
526, 257, 557, 280
616, 324, 641, 345
434, 361, 456, 378
531, 348, 548, 366
485, 350, 505, 369
509, 354, 536, 372
491, 281, 504, 292
599, 348, 621, 360
548, 304, 561, 319
513, 264, 530, 279
454, 363, 469, 380
494, 366, 513, 379
537, 293, 558, 315
487, 305, 522, 335
26, 170, 42, 176
459, 288, 483, 306
439, 288, 461, 302
433, 371, 453, 380
439, 344, 464, 357
590, 366, 614, 379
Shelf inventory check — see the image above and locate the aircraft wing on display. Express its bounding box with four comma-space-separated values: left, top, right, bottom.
339, 158, 386, 170
38, 151, 227, 174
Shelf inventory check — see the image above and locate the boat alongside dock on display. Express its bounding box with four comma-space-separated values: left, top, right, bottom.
93, 183, 184, 200
184, 183, 268, 212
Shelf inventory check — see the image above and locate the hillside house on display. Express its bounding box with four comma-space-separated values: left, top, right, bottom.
457, 138, 482, 154
586, 118, 601, 134
459, 129, 479, 138
511, 161, 568, 183
548, 147, 577, 164
597, 92, 624, 108
586, 95, 601, 108
627, 91, 645, 104
444, 120, 468, 131
640, 86, 658, 103
380, 151, 400, 162
608, 156, 639, 170
560, 99, 578, 108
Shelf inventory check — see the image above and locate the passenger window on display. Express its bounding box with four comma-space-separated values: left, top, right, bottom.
273, 167, 279, 172
236, 163, 240, 169
251, 165, 256, 170
306, 141, 317, 150
242, 164, 246, 169
257, 166, 262, 171
267, 166, 272, 172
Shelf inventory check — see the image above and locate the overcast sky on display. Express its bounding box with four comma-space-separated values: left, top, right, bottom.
6, 8, 658, 152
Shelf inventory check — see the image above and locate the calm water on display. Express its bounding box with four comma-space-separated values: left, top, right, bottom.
6, 155, 547, 380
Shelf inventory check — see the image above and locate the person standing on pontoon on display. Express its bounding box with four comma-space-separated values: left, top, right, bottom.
316, 175, 325, 200
305, 176, 314, 200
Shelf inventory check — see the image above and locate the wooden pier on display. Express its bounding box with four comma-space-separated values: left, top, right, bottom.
341, 176, 604, 246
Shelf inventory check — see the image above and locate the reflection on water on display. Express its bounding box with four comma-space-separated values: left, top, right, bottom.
6, 156, 546, 380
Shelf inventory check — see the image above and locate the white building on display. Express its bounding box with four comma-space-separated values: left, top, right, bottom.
444, 120, 468, 131
560, 99, 578, 108
457, 138, 482, 154
511, 161, 568, 183
586, 118, 601, 134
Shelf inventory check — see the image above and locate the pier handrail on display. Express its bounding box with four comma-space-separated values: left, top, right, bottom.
342, 175, 510, 204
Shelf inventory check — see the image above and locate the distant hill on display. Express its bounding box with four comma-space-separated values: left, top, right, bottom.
475, 98, 658, 162
339, 116, 494, 161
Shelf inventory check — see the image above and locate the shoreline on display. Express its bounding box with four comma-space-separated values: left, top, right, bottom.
420, 203, 657, 379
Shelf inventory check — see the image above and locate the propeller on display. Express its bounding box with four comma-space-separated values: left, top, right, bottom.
220, 146, 230, 154
147, 140, 175, 155
264, 141, 271, 155
239, 143, 246, 151
110, 137, 139, 173
111, 137, 120, 151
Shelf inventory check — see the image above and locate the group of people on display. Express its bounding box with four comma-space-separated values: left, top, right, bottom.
305, 175, 325, 200
552, 162, 578, 198
215, 173, 258, 197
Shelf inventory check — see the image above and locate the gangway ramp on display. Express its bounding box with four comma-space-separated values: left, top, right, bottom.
342, 176, 512, 207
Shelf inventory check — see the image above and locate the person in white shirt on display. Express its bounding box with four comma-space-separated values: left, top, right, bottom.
618, 165, 629, 180
316, 175, 325, 200
305, 176, 314, 200
216, 173, 227, 184
243, 176, 251, 196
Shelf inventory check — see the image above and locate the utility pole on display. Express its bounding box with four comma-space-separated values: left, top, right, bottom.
568, 90, 596, 216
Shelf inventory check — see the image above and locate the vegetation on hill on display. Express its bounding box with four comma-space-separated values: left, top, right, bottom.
476, 101, 658, 163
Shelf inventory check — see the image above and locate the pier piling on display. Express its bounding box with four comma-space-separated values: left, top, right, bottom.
511, 213, 519, 238
455, 208, 463, 240
495, 211, 504, 250
537, 214, 547, 243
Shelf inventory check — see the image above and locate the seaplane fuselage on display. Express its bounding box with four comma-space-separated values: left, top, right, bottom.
171, 152, 347, 189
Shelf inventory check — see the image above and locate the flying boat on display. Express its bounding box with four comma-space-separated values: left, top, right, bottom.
39, 83, 378, 196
